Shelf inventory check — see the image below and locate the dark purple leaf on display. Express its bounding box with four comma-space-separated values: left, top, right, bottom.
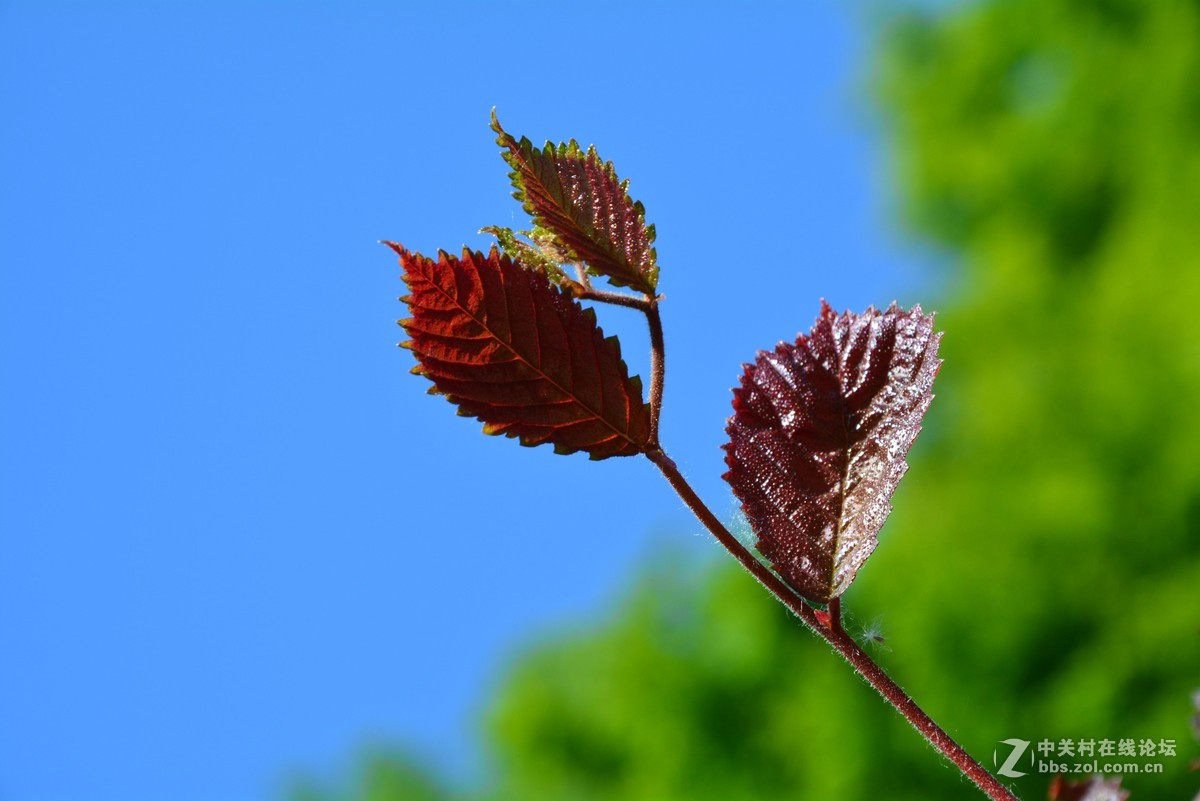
723, 301, 942, 603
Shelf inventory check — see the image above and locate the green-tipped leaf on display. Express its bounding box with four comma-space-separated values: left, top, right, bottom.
479, 226, 568, 285
491, 111, 659, 295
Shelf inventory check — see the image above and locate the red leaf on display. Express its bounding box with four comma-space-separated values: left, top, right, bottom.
723, 302, 942, 603
1047, 775, 1130, 801
388, 242, 651, 459
491, 111, 658, 295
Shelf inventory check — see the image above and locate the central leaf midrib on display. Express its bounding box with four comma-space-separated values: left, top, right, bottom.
830, 349, 856, 598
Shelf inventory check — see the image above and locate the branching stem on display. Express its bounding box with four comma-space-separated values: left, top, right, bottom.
577, 288, 653, 313
637, 304, 1019, 801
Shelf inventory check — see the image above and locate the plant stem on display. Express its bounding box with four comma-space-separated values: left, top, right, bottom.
829, 596, 844, 635
635, 300, 1017, 800
574, 264, 592, 290
577, 288, 653, 313
644, 449, 1019, 801
644, 298, 665, 446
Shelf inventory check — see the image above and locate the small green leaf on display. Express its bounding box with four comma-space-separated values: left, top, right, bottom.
479, 225, 568, 285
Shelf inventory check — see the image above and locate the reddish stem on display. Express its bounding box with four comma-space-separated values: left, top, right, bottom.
576, 288, 653, 313
644, 298, 665, 446
635, 298, 1017, 800
828, 596, 844, 635
644, 449, 1019, 801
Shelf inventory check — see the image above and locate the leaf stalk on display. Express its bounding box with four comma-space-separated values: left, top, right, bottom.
575, 288, 654, 313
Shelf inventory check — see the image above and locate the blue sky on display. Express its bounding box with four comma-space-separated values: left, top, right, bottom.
0, 3, 934, 800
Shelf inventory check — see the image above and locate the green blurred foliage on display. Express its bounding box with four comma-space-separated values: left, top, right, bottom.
305, 0, 1200, 797
293, 754, 451, 801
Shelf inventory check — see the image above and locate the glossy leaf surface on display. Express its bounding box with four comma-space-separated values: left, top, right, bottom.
491, 111, 658, 295
389, 242, 651, 459
724, 302, 941, 603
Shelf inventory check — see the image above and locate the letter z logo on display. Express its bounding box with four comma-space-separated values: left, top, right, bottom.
993, 738, 1030, 778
